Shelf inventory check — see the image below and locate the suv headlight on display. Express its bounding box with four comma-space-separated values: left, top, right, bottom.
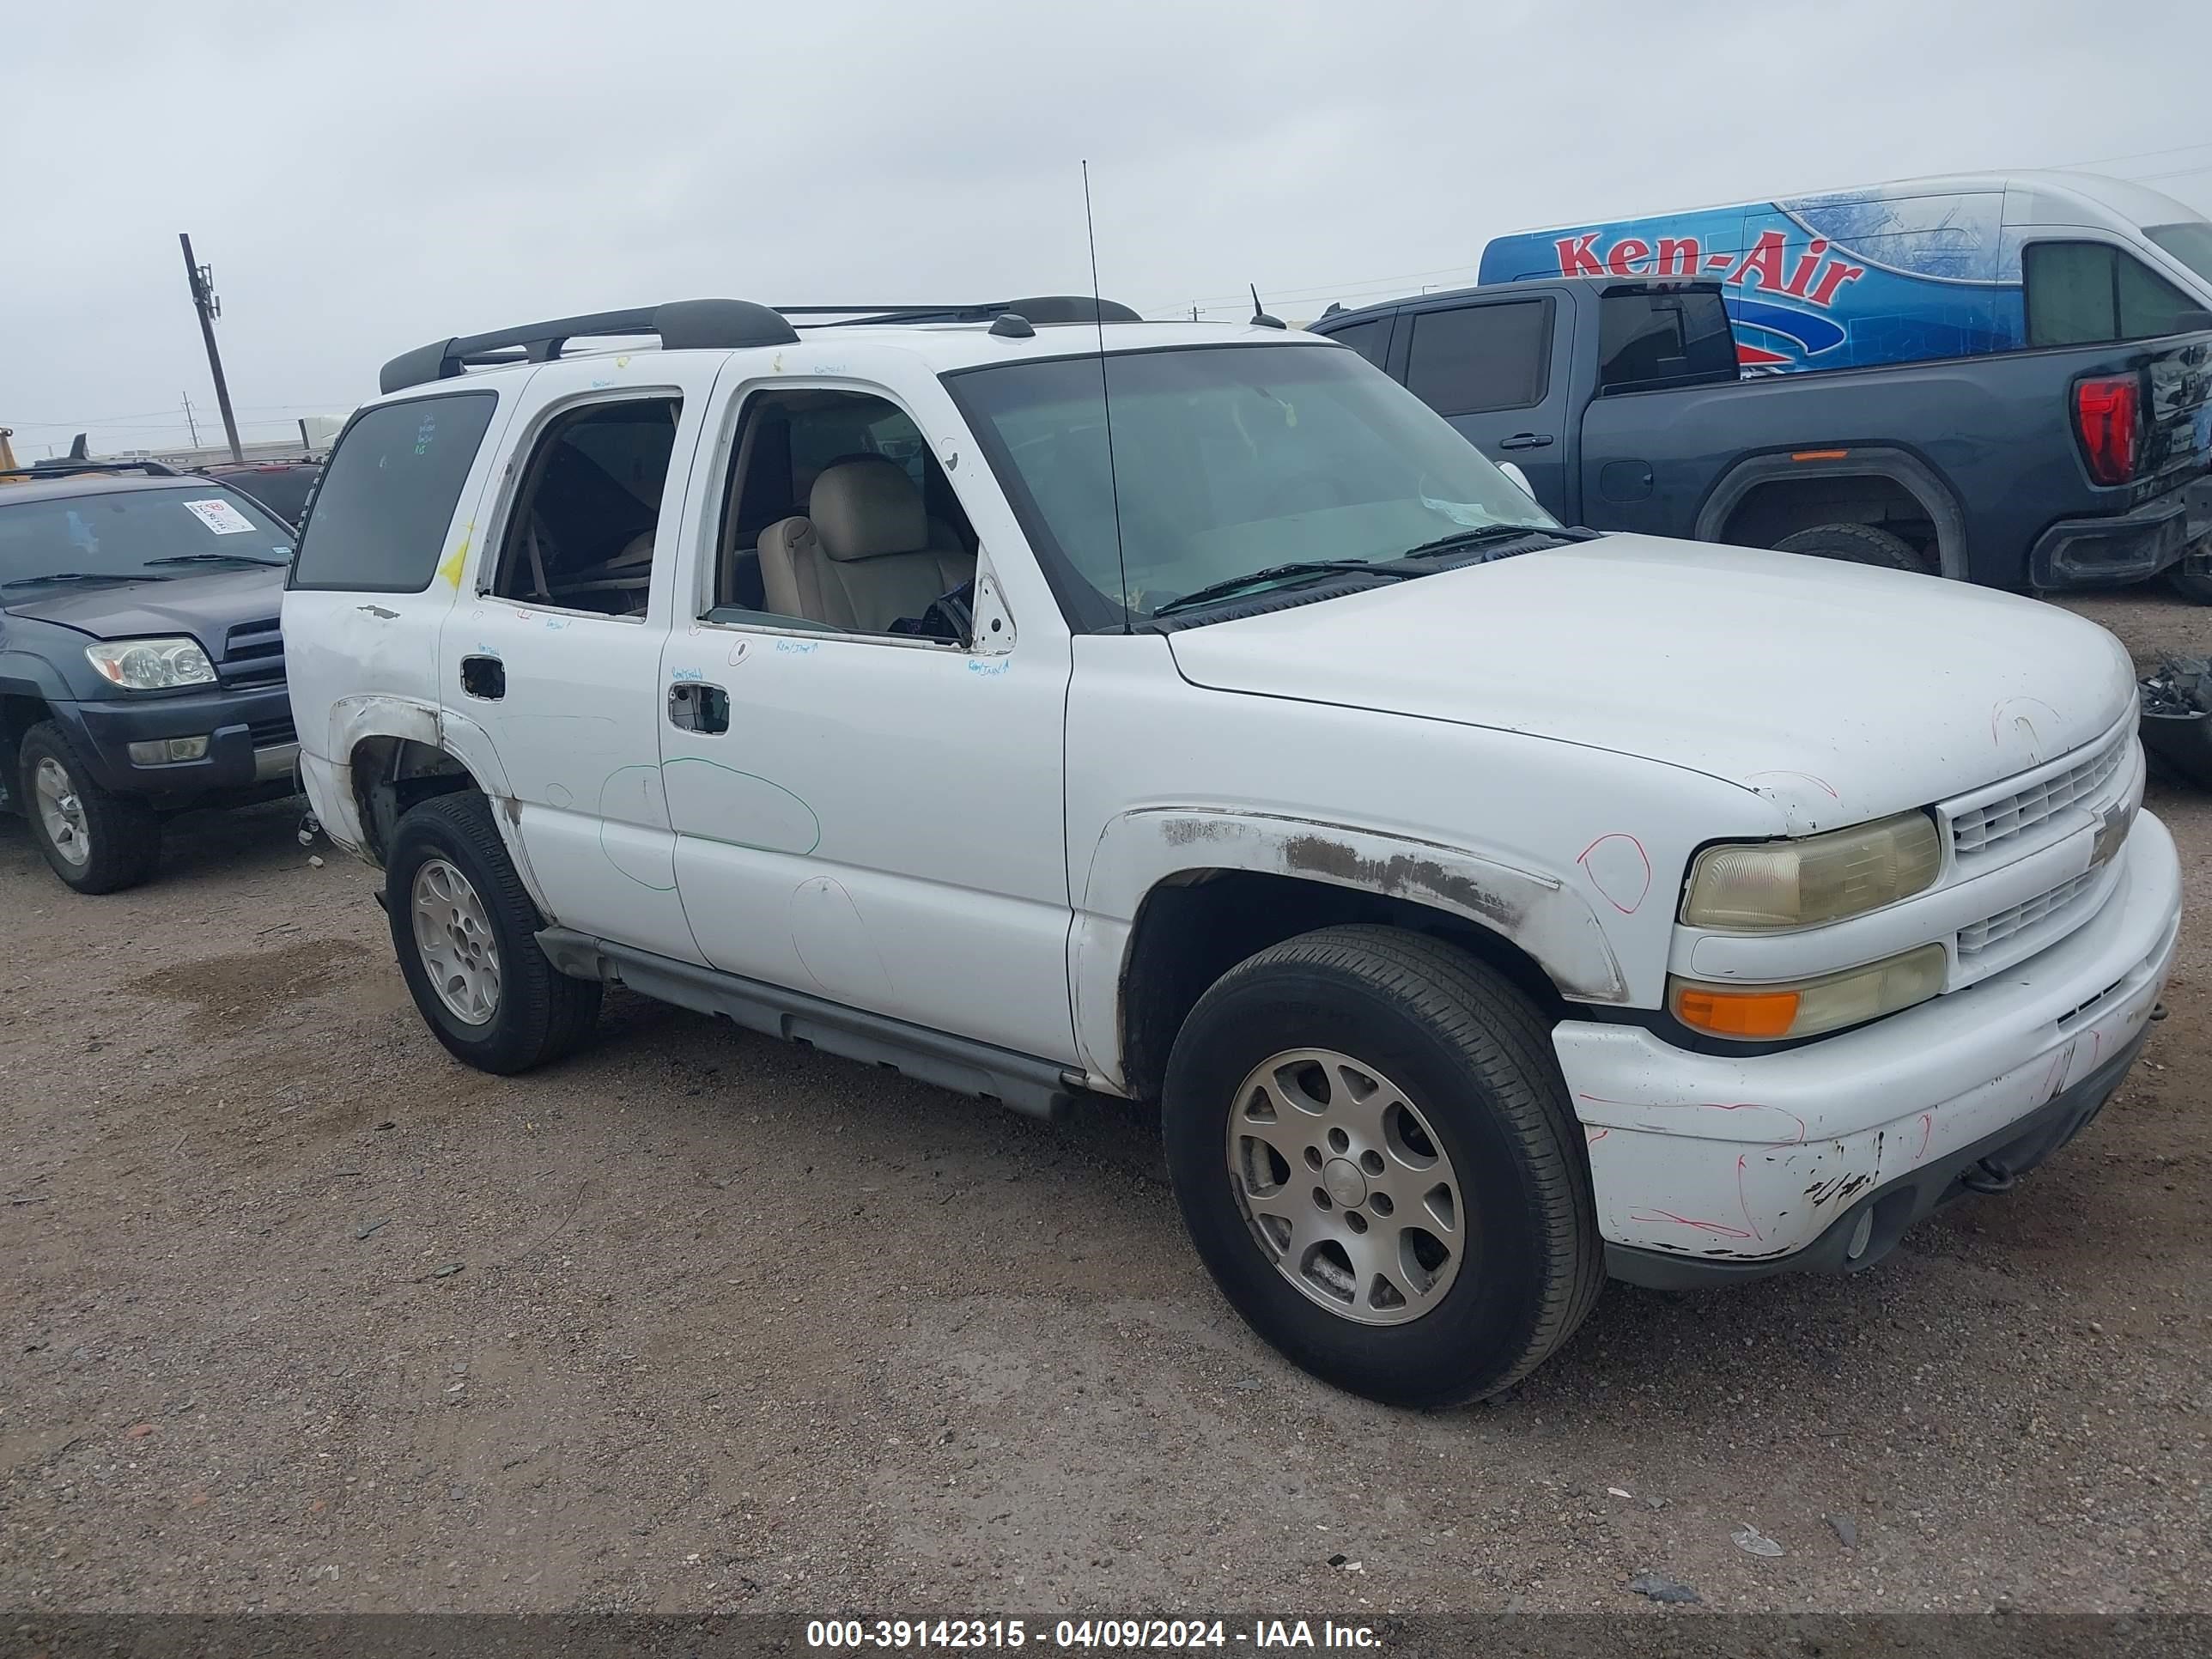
85, 637, 216, 691
1681, 811, 1941, 930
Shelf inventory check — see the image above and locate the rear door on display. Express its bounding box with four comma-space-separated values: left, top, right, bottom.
1392, 293, 1576, 515
437, 354, 726, 967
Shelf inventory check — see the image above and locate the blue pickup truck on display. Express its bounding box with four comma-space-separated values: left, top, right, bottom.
1307, 275, 2212, 601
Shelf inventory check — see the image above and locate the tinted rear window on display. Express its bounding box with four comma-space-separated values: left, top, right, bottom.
1323, 317, 1391, 368
1597, 289, 1738, 392
290, 393, 496, 592
2024, 241, 2202, 348
1404, 301, 1550, 416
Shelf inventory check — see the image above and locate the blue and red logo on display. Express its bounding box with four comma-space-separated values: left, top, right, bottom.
1482, 199, 2025, 374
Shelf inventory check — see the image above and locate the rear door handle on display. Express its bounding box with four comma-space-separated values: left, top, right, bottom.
1498, 432, 1555, 451
669, 681, 730, 735
460, 655, 505, 700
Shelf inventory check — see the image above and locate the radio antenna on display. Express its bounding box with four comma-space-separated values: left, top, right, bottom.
1082, 159, 1132, 633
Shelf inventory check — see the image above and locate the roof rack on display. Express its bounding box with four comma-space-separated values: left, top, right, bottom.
0, 459, 180, 480
380, 295, 1145, 393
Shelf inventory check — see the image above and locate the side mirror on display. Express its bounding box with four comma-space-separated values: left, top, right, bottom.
2171, 308, 2212, 333
1496, 460, 1536, 499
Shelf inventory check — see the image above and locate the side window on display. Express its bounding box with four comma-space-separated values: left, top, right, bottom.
489, 398, 680, 617
708, 388, 976, 641
1404, 301, 1550, 416
1324, 317, 1391, 368
1596, 289, 1738, 392
289, 392, 496, 592
2026, 241, 2201, 346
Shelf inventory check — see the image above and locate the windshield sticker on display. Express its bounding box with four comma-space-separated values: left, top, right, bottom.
182, 498, 257, 536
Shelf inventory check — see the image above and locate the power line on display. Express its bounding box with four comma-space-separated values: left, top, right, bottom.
2056, 139, 2212, 170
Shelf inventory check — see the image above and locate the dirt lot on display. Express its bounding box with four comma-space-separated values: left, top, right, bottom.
2, 590, 2207, 1620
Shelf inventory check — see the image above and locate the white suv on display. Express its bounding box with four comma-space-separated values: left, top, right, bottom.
283, 295, 2182, 1405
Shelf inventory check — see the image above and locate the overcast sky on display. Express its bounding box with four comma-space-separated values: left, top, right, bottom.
5, 0, 2209, 459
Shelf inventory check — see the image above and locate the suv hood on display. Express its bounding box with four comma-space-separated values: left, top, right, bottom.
2, 565, 286, 647
1164, 535, 2136, 832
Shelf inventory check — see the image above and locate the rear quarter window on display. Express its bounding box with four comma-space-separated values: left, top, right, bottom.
289, 392, 497, 592
1596, 289, 1738, 392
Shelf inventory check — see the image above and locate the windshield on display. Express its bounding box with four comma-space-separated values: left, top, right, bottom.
0, 485, 294, 590
2144, 222, 2212, 288
946, 342, 1560, 626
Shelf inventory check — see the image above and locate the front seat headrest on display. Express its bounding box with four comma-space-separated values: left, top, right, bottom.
809, 456, 927, 562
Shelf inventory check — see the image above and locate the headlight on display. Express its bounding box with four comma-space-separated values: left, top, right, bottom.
85, 637, 216, 690
1682, 811, 1941, 930
1670, 943, 1947, 1041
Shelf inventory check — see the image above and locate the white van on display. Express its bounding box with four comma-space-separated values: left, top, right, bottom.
1480, 170, 2212, 373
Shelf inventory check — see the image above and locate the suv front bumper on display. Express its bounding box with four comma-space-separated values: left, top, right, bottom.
61, 682, 299, 797
1554, 810, 2180, 1285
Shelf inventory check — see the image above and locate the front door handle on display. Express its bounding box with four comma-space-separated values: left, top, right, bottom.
460, 655, 505, 700
669, 681, 730, 735
1498, 432, 1555, 451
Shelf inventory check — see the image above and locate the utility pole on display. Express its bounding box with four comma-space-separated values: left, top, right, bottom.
181, 392, 200, 447
178, 234, 244, 463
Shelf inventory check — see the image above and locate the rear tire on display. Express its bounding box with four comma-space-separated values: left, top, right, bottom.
1771, 522, 1931, 573
385, 791, 601, 1074
1161, 924, 1601, 1407
2166, 554, 2212, 605
18, 721, 161, 894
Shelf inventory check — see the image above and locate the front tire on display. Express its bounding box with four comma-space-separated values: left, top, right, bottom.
385, 792, 601, 1074
17, 721, 161, 894
1162, 925, 1601, 1407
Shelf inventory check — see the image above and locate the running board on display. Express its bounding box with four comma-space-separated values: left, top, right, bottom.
535, 927, 1079, 1121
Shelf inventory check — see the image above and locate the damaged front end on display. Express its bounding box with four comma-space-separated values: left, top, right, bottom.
2140, 655, 2212, 788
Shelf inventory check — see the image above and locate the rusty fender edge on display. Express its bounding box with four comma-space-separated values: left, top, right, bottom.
1118, 808, 1630, 1003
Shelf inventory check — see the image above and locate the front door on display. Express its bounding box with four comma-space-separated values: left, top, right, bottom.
655, 373, 1077, 1062
1395, 294, 1576, 516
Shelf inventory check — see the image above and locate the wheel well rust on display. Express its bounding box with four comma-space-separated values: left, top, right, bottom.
349, 734, 482, 865
1117, 869, 1567, 1103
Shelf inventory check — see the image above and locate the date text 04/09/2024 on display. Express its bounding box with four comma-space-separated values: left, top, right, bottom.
804, 1620, 1381, 1650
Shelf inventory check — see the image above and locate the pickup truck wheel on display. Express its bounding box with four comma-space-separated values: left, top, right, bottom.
1772, 522, 1930, 573
386, 792, 601, 1074
1162, 925, 1601, 1407
18, 721, 161, 894
2166, 553, 2212, 605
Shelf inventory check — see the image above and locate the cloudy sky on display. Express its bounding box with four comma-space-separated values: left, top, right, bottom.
5, 0, 2209, 459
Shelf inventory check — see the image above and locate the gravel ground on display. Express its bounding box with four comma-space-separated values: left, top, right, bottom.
2, 586, 2207, 1620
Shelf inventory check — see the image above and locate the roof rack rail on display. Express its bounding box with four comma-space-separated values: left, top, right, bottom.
781, 296, 1143, 327
0, 459, 180, 480
380, 294, 1146, 392
380, 299, 802, 394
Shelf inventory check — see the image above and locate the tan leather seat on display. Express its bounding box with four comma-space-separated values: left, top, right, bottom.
757, 457, 973, 634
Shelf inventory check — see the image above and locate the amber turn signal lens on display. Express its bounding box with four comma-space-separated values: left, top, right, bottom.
1669, 944, 1947, 1042
1673, 985, 1802, 1039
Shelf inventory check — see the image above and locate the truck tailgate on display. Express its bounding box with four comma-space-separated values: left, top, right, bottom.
2136, 332, 2212, 505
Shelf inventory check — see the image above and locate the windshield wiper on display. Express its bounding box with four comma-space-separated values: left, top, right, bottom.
1151, 560, 1414, 618
1398, 523, 1567, 560
1, 570, 173, 591
144, 551, 290, 568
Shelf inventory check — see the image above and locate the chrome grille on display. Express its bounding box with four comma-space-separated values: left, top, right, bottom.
1949, 731, 2128, 857
1958, 869, 2100, 956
